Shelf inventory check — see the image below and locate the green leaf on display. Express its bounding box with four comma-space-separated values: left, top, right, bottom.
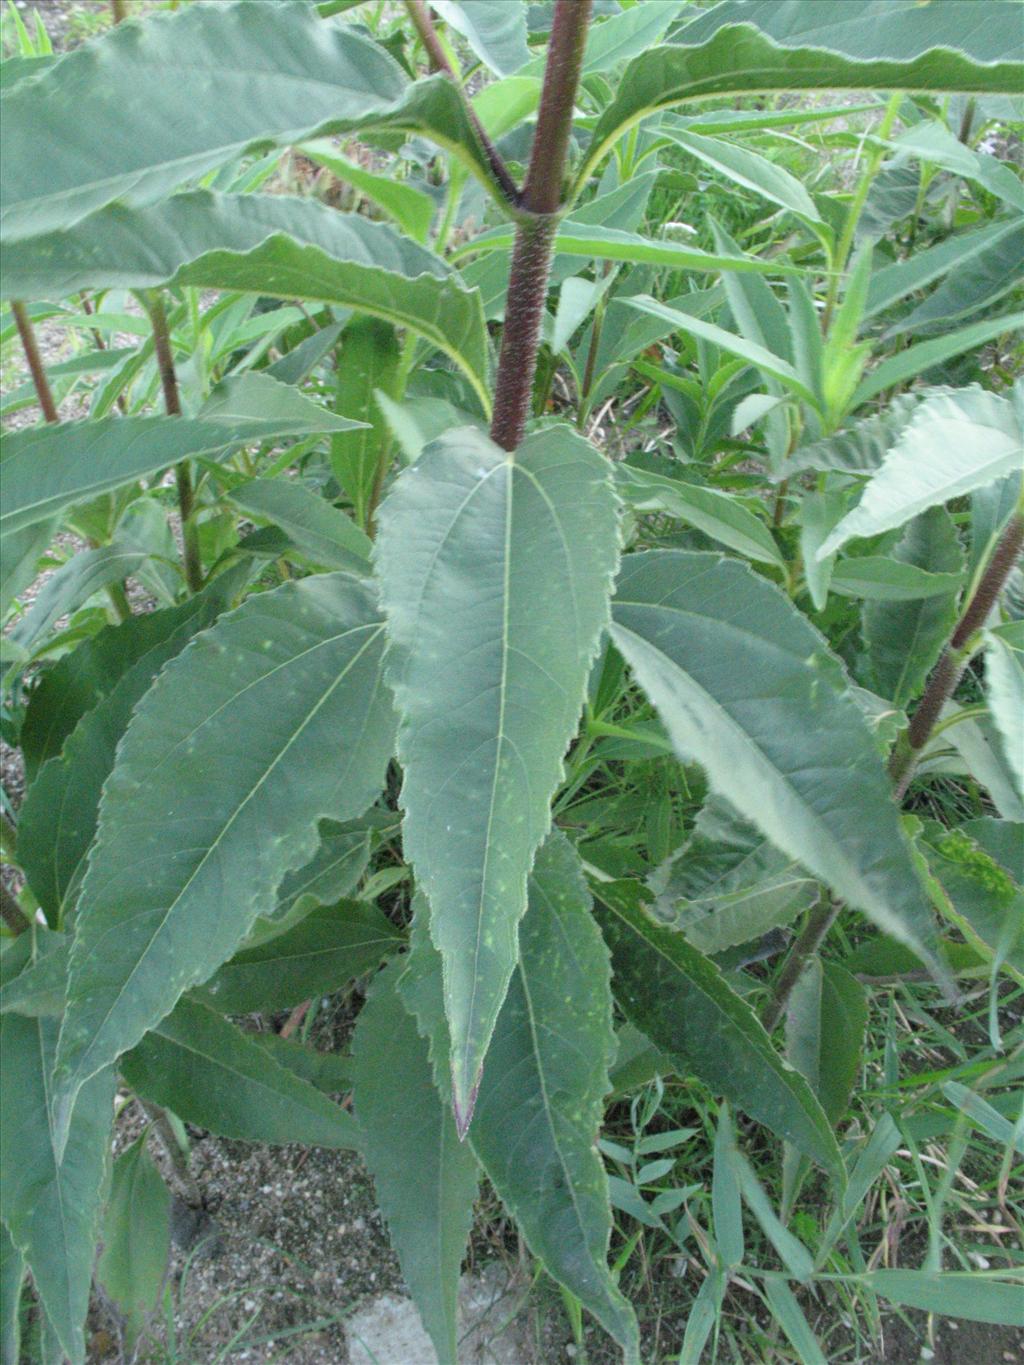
0, 517, 55, 618
200, 900, 403, 1014
866, 218, 1023, 323
649, 798, 817, 955
591, 880, 841, 1172
1, 372, 359, 537
661, 122, 820, 221
864, 508, 965, 707
985, 623, 1024, 807
268, 818, 375, 929
4, 545, 145, 664
1, 193, 490, 411
623, 296, 818, 407
925, 828, 1024, 978
18, 569, 250, 924
820, 387, 1022, 557
433, 0, 530, 76
0, 1221, 25, 1365
329, 317, 402, 528
889, 221, 1024, 337
53, 573, 396, 1146
352, 959, 479, 1365
121, 997, 359, 1148
297, 141, 435, 243
763, 1277, 828, 1365
401, 835, 641, 1362
853, 312, 1024, 407
730, 1144, 814, 1282
582, 0, 688, 74
227, 478, 371, 573
829, 556, 964, 602
614, 464, 784, 568
784, 394, 924, 479
712, 1107, 744, 1267
941, 1081, 1024, 1153
0, 0, 507, 241
375, 424, 620, 1128
0, 932, 68, 1018
610, 550, 942, 968
96, 1133, 171, 1346
0, 1011, 115, 1365
786, 959, 866, 1126
864, 1271, 1024, 1327
580, 1, 1024, 193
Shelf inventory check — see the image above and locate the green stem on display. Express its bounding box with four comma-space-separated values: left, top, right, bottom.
823, 94, 902, 330
489, 0, 593, 452
144, 292, 204, 593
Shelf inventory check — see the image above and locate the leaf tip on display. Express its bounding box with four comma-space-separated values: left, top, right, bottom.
451, 1066, 481, 1141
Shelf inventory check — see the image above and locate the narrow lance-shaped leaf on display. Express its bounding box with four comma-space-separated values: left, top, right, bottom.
0, 371, 362, 537
819, 386, 1022, 558
401, 834, 641, 1363
226, 477, 372, 574
1, 194, 490, 411
121, 997, 360, 1149
53, 573, 397, 1149
0, 0, 507, 241
590, 879, 841, 1173
352, 958, 480, 1365
375, 425, 620, 1129
579, 0, 1024, 192
985, 623, 1024, 807
610, 550, 943, 969
96, 1134, 171, 1346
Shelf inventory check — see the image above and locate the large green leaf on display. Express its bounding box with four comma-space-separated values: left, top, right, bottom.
401, 835, 640, 1361
610, 550, 942, 967
96, 1134, 171, 1346
121, 997, 359, 1148
375, 425, 620, 1128
200, 899, 403, 1013
591, 879, 841, 1173
0, 372, 360, 537
0, 1011, 115, 1365
433, 0, 530, 76
649, 797, 817, 955
52, 573, 396, 1147
819, 387, 1022, 558
352, 959, 479, 1365
579, 0, 1024, 192
1, 193, 490, 409
0, 0, 503, 241
864, 508, 965, 707
18, 571, 249, 924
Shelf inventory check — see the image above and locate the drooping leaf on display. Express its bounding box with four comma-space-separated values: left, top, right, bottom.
375, 424, 620, 1127
610, 550, 942, 967
660, 121, 820, 221
400, 834, 641, 1362
852, 312, 1024, 407
864, 508, 965, 706
649, 797, 817, 955
786, 959, 867, 1126
590, 879, 841, 1173
18, 569, 251, 925
298, 141, 435, 243
888, 220, 1024, 336
4, 545, 145, 664
96, 1133, 171, 1346
0, 1010, 115, 1365
0, 0, 506, 241
121, 998, 359, 1148
226, 477, 372, 573
783, 394, 925, 479
819, 387, 1022, 557
1, 194, 490, 410
829, 556, 963, 602
53, 573, 396, 1146
0, 518, 55, 618
580, 1, 1024, 192
200, 900, 403, 1013
19, 563, 247, 781
352, 958, 479, 1365
985, 623, 1024, 806
865, 217, 1024, 321
0, 372, 360, 537
433, 0, 530, 76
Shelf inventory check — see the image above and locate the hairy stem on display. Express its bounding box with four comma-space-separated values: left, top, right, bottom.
890, 513, 1024, 799
760, 898, 839, 1035
144, 291, 204, 593
12, 301, 59, 423
404, 0, 520, 206
489, 0, 593, 451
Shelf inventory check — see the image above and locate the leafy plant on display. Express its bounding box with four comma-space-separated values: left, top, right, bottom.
1, 1, 1022, 1362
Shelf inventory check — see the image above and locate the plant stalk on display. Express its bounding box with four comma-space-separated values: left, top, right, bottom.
489, 0, 593, 452
138, 1099, 204, 1208
403, 0, 520, 206
144, 291, 204, 593
760, 897, 839, 1035
890, 512, 1023, 799
12, 301, 59, 423
111, 0, 128, 20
